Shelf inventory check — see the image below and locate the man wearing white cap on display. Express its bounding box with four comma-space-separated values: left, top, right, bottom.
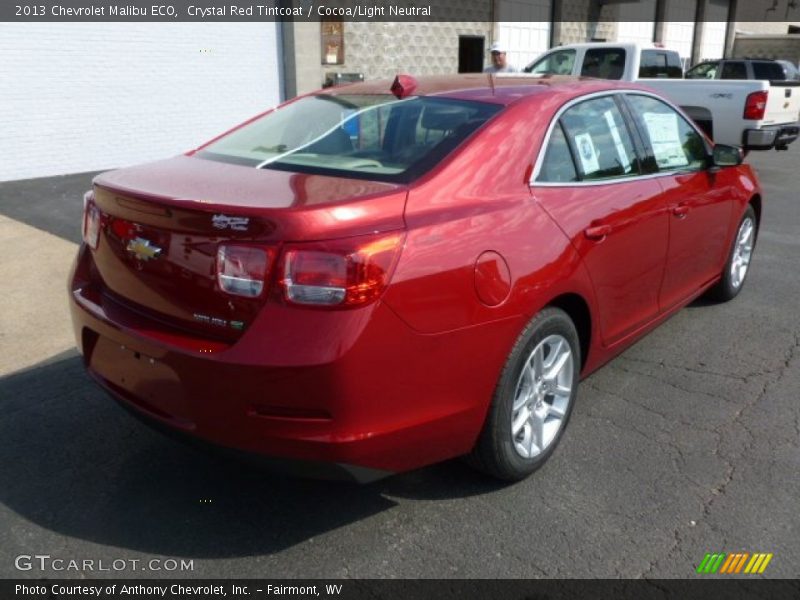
484, 41, 518, 73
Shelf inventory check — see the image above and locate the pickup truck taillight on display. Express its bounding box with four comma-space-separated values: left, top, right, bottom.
744, 91, 768, 121
280, 231, 405, 308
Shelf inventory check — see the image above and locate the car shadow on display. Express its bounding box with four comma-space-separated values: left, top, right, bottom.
0, 171, 101, 244
686, 295, 719, 309
0, 352, 507, 560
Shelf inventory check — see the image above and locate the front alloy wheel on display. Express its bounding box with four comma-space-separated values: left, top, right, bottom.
708, 205, 757, 302
730, 215, 755, 290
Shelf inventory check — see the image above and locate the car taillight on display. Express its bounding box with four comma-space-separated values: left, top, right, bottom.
280, 231, 405, 308
744, 90, 768, 120
216, 245, 275, 298
82, 194, 101, 250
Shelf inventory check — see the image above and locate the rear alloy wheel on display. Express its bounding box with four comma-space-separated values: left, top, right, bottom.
468, 307, 580, 481
708, 205, 757, 302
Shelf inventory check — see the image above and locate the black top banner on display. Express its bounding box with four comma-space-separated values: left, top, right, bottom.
3, 0, 800, 22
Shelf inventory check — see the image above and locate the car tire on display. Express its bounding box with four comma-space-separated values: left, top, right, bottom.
467, 307, 580, 481
707, 205, 757, 302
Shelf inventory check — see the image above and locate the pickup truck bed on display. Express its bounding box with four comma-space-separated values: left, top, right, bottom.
643, 78, 800, 150
524, 42, 800, 150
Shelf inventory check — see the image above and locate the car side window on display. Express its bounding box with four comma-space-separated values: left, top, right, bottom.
686, 62, 718, 79
525, 49, 577, 75
558, 96, 639, 180
639, 50, 683, 79
753, 61, 785, 80
626, 95, 708, 172
721, 61, 747, 79
537, 123, 578, 183
581, 48, 626, 80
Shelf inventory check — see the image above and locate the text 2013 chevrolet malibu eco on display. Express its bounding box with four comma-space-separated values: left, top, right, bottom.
69, 74, 761, 482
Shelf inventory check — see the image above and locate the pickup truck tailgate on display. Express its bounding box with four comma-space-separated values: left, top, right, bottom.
764, 82, 800, 126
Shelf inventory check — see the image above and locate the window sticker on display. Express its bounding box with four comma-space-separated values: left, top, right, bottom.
642, 112, 689, 169
574, 132, 600, 174
603, 110, 632, 172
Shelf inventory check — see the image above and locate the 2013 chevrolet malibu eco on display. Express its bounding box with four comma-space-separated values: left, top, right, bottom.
69, 74, 761, 482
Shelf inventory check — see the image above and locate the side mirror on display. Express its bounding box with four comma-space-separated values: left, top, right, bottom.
712, 144, 743, 167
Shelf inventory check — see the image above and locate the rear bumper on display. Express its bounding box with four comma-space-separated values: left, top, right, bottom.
110, 391, 390, 483
68, 246, 518, 477
744, 123, 799, 150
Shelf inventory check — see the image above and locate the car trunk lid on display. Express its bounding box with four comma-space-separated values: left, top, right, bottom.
88, 156, 407, 341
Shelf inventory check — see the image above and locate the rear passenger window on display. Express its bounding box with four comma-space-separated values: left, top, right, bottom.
639, 51, 683, 79
581, 48, 626, 80
558, 96, 639, 180
537, 124, 578, 183
626, 95, 707, 172
753, 61, 785, 80
721, 61, 747, 79
686, 62, 718, 79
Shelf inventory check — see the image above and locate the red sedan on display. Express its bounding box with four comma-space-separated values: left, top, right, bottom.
69, 74, 760, 481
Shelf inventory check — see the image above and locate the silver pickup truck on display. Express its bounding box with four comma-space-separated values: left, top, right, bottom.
524, 42, 800, 151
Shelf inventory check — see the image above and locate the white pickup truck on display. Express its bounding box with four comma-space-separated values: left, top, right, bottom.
523, 42, 800, 151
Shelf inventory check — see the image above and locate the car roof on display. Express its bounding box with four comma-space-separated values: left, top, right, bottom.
543, 41, 672, 52
320, 74, 642, 106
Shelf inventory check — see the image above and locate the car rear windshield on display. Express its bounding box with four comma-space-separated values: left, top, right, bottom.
196, 94, 501, 183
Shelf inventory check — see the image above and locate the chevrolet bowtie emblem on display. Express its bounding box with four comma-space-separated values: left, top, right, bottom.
126, 237, 163, 261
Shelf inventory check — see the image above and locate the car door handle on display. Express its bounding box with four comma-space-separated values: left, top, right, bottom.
584, 224, 612, 240
672, 204, 690, 218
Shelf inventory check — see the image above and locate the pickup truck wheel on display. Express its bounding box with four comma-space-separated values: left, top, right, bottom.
467, 308, 579, 481
708, 205, 757, 302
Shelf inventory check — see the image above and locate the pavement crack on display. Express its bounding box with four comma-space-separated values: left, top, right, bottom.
641, 522, 682, 579
606, 362, 733, 403
638, 331, 800, 577
584, 379, 719, 437
617, 355, 748, 383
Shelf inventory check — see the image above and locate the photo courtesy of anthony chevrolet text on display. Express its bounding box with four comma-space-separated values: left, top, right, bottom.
1, 0, 799, 598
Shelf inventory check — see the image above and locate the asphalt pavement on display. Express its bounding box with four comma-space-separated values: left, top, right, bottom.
0, 152, 798, 579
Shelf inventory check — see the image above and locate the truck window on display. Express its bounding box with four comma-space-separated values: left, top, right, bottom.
686, 62, 718, 79
752, 61, 786, 81
524, 49, 577, 75
581, 48, 626, 80
639, 50, 683, 79
720, 61, 747, 79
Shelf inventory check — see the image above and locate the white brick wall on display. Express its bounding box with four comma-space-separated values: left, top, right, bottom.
0, 23, 282, 181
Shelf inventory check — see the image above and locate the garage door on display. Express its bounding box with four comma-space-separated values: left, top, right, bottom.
615, 0, 657, 45
661, 0, 697, 64
699, 0, 730, 61
496, 0, 552, 70
0, 23, 282, 182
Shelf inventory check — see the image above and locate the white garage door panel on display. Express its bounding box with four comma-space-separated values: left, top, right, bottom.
0, 24, 282, 181
497, 0, 551, 70
616, 0, 656, 45
662, 21, 696, 62
700, 21, 728, 61
616, 22, 655, 46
